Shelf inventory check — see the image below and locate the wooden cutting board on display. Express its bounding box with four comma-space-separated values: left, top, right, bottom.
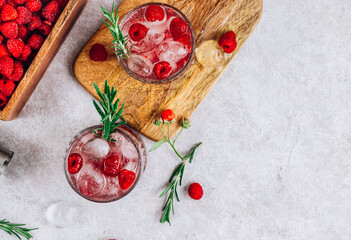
74, 0, 262, 141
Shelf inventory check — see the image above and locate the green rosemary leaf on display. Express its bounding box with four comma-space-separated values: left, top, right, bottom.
169, 164, 182, 182
149, 139, 166, 152
159, 180, 175, 198
179, 165, 185, 186
174, 182, 180, 202
93, 100, 105, 118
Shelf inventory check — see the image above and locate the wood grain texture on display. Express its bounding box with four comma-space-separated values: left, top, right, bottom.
0, 0, 87, 121
74, 0, 263, 141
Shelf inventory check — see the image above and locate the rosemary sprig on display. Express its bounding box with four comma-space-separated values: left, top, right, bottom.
150, 116, 202, 225
0, 219, 38, 240
93, 80, 127, 142
101, 2, 132, 59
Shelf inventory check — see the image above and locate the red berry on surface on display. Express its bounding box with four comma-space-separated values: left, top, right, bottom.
7, 60, 23, 81
17, 24, 28, 39
145, 5, 165, 22
25, 0, 42, 13
118, 169, 136, 190
27, 14, 40, 30
0, 79, 15, 96
1, 21, 18, 38
102, 154, 122, 176
7, 38, 24, 57
27, 33, 43, 49
161, 109, 175, 122
18, 44, 30, 61
16, 6, 32, 25
67, 153, 83, 174
41, 0, 60, 22
1, 4, 18, 21
0, 56, 14, 76
153, 61, 172, 79
188, 183, 203, 200
0, 92, 8, 109
89, 43, 107, 62
0, 44, 10, 58
218, 30, 237, 53
128, 23, 148, 41
14, 0, 26, 5
170, 17, 188, 39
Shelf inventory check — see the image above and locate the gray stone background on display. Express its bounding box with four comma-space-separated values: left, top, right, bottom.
0, 0, 351, 239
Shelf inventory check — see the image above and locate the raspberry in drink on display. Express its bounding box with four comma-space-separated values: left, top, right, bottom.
64, 125, 146, 202
118, 3, 195, 83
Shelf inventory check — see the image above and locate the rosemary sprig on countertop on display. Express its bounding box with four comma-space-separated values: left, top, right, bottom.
0, 219, 38, 240
158, 142, 202, 225
150, 112, 202, 225
101, 2, 132, 58
93, 80, 127, 142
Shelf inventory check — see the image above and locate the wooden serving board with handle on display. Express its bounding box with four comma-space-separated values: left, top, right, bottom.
74, 0, 262, 141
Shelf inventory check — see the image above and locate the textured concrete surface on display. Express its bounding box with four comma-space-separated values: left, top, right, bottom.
1, 0, 351, 239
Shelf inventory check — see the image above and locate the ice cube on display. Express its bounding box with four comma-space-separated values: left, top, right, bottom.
77, 164, 106, 197
82, 138, 110, 160
127, 54, 153, 77
104, 176, 123, 196
159, 40, 188, 63
121, 139, 139, 171
195, 40, 225, 71
130, 29, 165, 53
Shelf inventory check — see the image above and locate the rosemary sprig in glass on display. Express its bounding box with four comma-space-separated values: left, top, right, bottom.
101, 2, 132, 59
150, 116, 202, 225
0, 219, 38, 240
93, 80, 127, 142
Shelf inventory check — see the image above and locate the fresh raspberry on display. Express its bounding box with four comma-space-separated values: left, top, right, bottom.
6, 0, 17, 8
7, 60, 23, 81
27, 33, 43, 49
27, 14, 40, 30
7, 38, 24, 57
161, 109, 175, 122
17, 24, 27, 39
102, 154, 122, 176
118, 169, 136, 190
188, 183, 203, 200
174, 31, 192, 46
170, 18, 188, 39
57, 0, 68, 10
41, 0, 60, 22
0, 92, 7, 109
0, 56, 14, 76
67, 153, 83, 174
1, 21, 18, 38
145, 5, 165, 22
0, 0, 6, 9
218, 30, 237, 53
14, 0, 27, 4
128, 23, 148, 41
18, 44, 30, 61
38, 21, 51, 35
25, 0, 42, 13
0, 79, 15, 96
16, 6, 32, 25
176, 56, 188, 69
89, 43, 107, 61
0, 44, 10, 58
1, 4, 18, 21
0, 35, 3, 44
153, 61, 172, 79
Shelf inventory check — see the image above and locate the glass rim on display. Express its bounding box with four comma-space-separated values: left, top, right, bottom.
117, 2, 196, 84
64, 124, 144, 203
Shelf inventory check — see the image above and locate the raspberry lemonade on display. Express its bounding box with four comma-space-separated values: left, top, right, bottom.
64, 81, 146, 202
102, 3, 195, 83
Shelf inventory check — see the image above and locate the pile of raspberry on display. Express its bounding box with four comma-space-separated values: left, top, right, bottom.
0, 0, 68, 109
